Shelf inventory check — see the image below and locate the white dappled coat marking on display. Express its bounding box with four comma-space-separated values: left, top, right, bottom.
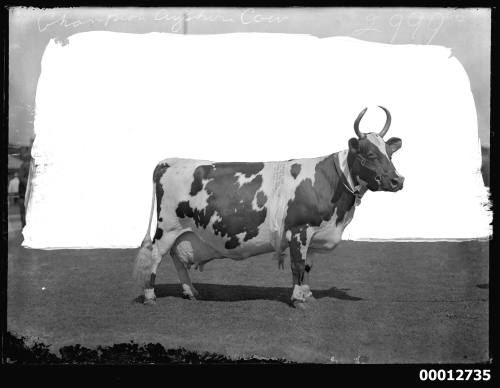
366, 133, 402, 178
366, 133, 390, 158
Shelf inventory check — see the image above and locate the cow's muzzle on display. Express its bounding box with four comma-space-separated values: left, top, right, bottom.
377, 173, 404, 191
390, 175, 404, 191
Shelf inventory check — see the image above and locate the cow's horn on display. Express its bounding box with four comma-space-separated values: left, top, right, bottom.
378, 106, 391, 138
353, 107, 368, 139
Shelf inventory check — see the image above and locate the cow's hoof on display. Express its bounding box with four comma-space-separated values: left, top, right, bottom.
143, 297, 156, 306
292, 299, 307, 309
182, 292, 197, 300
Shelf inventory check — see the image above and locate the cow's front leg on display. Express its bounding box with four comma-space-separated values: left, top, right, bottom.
287, 225, 314, 309
303, 259, 315, 302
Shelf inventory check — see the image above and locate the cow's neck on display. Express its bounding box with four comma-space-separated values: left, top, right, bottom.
346, 151, 357, 184
306, 151, 367, 227
336, 150, 368, 199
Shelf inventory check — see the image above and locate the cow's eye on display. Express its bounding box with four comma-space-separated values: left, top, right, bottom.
367, 153, 377, 159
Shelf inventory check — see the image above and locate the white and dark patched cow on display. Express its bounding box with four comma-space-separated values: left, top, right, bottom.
134, 106, 404, 308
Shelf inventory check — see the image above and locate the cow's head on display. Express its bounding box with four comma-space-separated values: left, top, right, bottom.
348, 106, 404, 192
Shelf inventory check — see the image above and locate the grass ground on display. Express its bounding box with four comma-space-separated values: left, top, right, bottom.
7, 227, 489, 363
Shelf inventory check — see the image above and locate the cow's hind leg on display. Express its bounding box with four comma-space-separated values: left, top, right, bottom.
133, 237, 161, 305
170, 236, 199, 300
143, 243, 163, 305
133, 229, 180, 305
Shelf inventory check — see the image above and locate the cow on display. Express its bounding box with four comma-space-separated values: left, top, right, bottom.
133, 106, 404, 308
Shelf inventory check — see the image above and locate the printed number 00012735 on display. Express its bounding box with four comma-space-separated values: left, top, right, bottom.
419, 369, 491, 381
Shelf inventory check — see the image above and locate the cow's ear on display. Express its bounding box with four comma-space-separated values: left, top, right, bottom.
348, 138, 359, 154
386, 137, 402, 154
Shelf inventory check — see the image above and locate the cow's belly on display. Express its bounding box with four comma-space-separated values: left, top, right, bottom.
178, 218, 275, 260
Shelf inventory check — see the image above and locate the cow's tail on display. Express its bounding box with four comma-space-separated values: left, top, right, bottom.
133, 181, 157, 289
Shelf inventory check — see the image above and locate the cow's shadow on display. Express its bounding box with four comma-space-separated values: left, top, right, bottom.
150, 283, 362, 305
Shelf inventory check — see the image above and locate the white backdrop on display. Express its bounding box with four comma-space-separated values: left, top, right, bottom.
22, 32, 491, 248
